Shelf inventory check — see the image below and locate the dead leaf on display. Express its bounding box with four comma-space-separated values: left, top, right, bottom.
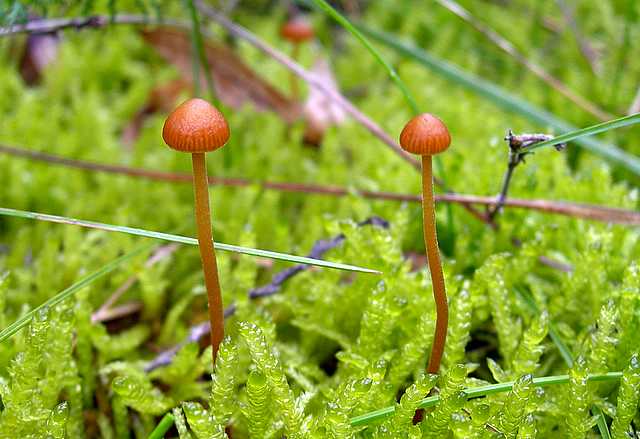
19, 31, 59, 85
141, 28, 300, 123
302, 58, 347, 146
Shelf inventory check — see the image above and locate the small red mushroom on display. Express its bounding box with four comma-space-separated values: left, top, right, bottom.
280, 15, 314, 99
162, 98, 230, 365
399, 113, 451, 374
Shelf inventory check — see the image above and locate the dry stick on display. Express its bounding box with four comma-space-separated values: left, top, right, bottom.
1, 144, 639, 225
488, 131, 560, 221
0, 14, 180, 36
435, 0, 612, 121
92, 302, 143, 323
192, 1, 491, 226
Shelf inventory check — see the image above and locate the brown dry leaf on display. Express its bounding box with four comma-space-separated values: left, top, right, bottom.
302, 58, 347, 146
19, 32, 59, 85
121, 78, 191, 147
141, 27, 300, 123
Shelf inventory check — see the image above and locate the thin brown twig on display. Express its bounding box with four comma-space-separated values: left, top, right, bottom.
0, 14, 183, 36
488, 131, 560, 221
92, 301, 143, 323
435, 0, 612, 121
1, 144, 638, 225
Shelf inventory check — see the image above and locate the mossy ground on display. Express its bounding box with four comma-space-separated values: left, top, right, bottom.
0, 1, 639, 437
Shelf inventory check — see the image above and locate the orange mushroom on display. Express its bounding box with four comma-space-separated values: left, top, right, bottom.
399, 113, 451, 374
162, 98, 229, 364
280, 15, 314, 99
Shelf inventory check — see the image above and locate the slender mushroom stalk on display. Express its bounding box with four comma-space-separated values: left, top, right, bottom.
280, 16, 314, 100
399, 113, 452, 374
162, 98, 230, 365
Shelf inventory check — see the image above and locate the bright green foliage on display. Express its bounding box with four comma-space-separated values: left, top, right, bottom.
112, 395, 130, 439
517, 414, 537, 439
494, 374, 535, 438
615, 264, 640, 369
0, 1, 640, 437
611, 354, 640, 439
489, 311, 549, 382
375, 373, 437, 438
563, 356, 595, 436
173, 407, 193, 439
209, 336, 239, 429
421, 364, 467, 437
182, 401, 225, 439
243, 370, 271, 438
150, 343, 203, 386
112, 374, 173, 415
473, 254, 521, 365
512, 312, 548, 377
0, 305, 83, 439
46, 401, 70, 439
443, 283, 472, 369
92, 324, 150, 362
239, 322, 306, 438
588, 301, 619, 372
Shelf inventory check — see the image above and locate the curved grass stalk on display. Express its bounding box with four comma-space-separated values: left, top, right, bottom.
520, 112, 640, 153
147, 413, 175, 439
0, 207, 379, 274
350, 372, 623, 427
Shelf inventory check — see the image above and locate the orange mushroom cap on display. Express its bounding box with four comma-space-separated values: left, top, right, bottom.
280, 17, 314, 43
399, 113, 451, 155
162, 98, 230, 153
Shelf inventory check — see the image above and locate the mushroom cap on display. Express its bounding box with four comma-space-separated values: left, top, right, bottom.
399, 113, 451, 155
280, 17, 314, 43
162, 98, 230, 153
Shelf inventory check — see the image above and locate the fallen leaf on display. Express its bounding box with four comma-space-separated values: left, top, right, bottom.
302, 58, 347, 146
19, 31, 59, 85
141, 28, 300, 123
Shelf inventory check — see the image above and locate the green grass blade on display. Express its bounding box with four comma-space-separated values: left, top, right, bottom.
515, 288, 574, 367
0, 207, 379, 274
0, 243, 154, 343
186, 0, 218, 103
359, 26, 640, 175
147, 413, 175, 439
349, 372, 623, 427
522, 113, 640, 152
592, 405, 612, 439
310, 0, 418, 113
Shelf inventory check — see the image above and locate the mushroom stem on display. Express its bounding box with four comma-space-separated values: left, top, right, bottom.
289, 43, 300, 100
191, 152, 225, 363
421, 154, 449, 374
